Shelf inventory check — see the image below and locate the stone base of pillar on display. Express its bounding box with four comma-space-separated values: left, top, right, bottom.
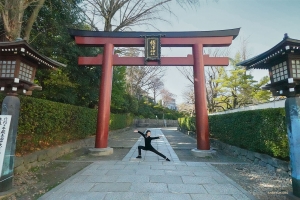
287, 192, 300, 200
89, 147, 113, 156
0, 176, 13, 192
292, 177, 300, 198
191, 148, 216, 158
0, 187, 17, 198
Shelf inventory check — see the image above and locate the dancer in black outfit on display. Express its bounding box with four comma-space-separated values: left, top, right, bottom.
134, 129, 170, 161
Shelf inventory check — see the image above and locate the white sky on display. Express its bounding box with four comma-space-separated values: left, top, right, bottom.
133, 0, 300, 104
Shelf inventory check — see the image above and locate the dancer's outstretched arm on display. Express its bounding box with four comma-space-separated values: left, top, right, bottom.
134, 130, 146, 138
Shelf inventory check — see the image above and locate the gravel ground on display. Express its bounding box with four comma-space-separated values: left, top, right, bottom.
212, 163, 292, 200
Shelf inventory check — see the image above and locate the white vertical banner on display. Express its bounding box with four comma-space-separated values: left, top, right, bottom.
0, 115, 12, 176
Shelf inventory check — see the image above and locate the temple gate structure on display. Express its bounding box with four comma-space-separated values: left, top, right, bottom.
69, 28, 240, 156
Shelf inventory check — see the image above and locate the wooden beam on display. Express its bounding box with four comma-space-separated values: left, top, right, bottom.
75, 36, 234, 47
78, 54, 229, 66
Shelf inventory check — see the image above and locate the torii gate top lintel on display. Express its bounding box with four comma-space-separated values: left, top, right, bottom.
68, 28, 240, 47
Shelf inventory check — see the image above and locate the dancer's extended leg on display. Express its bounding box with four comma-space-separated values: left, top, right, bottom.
149, 148, 166, 159
137, 146, 145, 158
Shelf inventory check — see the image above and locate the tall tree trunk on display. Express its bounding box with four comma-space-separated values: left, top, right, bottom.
1, 0, 45, 41
2, 0, 25, 41
24, 0, 46, 42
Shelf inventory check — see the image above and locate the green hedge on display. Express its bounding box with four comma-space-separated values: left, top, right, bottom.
0, 95, 133, 155
178, 117, 196, 132
178, 108, 289, 160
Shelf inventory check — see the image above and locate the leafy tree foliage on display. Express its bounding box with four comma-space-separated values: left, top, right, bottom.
26, 0, 104, 107
137, 99, 182, 120
214, 53, 272, 110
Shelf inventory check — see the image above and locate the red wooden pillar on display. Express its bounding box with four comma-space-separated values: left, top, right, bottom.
95, 43, 114, 148
193, 43, 210, 150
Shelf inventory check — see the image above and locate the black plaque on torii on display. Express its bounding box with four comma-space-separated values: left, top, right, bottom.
141, 35, 164, 65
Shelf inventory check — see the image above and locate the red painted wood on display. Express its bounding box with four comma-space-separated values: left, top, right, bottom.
75, 33, 235, 151
95, 43, 114, 148
193, 43, 210, 150
75, 36, 233, 47
78, 54, 229, 66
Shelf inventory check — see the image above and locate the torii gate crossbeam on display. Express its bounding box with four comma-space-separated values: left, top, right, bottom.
69, 28, 240, 153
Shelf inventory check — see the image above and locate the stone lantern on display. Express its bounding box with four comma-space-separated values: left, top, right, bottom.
238, 34, 300, 198
0, 40, 64, 193
0, 40, 63, 95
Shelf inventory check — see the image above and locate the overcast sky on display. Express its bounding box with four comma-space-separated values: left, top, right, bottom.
131, 0, 300, 104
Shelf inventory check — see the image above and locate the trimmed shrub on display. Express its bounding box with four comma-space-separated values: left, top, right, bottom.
0, 95, 133, 155
178, 108, 289, 160
110, 113, 134, 130
178, 117, 196, 132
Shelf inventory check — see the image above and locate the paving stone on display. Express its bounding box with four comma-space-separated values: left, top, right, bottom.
96, 164, 126, 170
85, 175, 119, 183
69, 175, 88, 183
150, 175, 183, 184
168, 183, 207, 194
94, 160, 118, 165
185, 162, 208, 167
138, 161, 164, 166
144, 157, 159, 161
116, 161, 140, 165
190, 194, 236, 200
176, 166, 215, 172
136, 169, 165, 175
150, 165, 176, 170
57, 183, 95, 192
165, 170, 194, 176
182, 176, 217, 184
63, 192, 106, 200
90, 183, 131, 192
106, 169, 135, 175
85, 164, 101, 170
149, 193, 191, 200
81, 169, 109, 176
39, 191, 66, 200
104, 192, 149, 200
116, 175, 149, 183
163, 162, 186, 166
130, 183, 168, 193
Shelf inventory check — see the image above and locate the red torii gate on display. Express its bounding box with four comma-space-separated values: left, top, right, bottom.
69, 28, 240, 154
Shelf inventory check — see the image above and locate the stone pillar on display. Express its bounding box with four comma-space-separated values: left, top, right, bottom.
285, 97, 300, 198
0, 96, 20, 192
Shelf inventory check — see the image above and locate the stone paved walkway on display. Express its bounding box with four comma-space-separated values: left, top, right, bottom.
39, 128, 256, 200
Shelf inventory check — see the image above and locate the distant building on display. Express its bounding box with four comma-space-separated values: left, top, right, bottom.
164, 98, 177, 110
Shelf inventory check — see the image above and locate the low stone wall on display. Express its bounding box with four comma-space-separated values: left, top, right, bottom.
178, 128, 290, 177
14, 136, 95, 173
13, 127, 132, 174
210, 139, 290, 177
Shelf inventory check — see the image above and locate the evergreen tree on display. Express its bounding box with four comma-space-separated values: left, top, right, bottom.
214, 53, 272, 110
